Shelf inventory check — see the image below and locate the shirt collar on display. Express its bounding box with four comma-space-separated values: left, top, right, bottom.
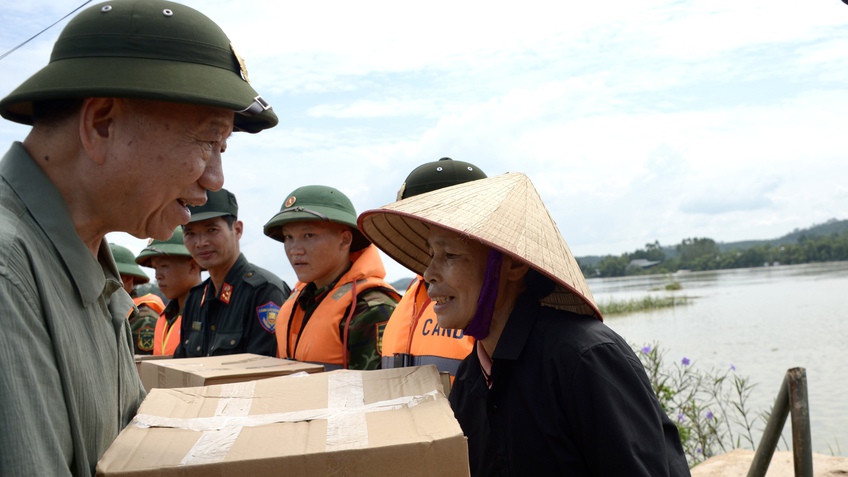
491, 291, 540, 361
163, 297, 182, 320
0, 142, 113, 306
222, 253, 248, 285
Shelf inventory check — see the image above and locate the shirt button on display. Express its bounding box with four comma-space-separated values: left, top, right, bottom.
211, 325, 216, 331
230, 340, 236, 345
196, 346, 201, 352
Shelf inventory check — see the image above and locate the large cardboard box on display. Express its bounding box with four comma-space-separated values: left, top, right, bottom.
139, 353, 324, 391
97, 365, 469, 477
134, 354, 172, 374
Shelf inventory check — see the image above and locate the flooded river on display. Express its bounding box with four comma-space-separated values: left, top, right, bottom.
591, 261, 848, 456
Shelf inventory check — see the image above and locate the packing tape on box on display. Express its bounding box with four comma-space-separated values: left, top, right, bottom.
132, 372, 440, 466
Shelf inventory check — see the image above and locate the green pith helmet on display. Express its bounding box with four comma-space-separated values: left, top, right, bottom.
188, 188, 238, 223
0, 0, 277, 133
135, 227, 191, 267
397, 157, 487, 200
264, 185, 370, 252
109, 243, 150, 284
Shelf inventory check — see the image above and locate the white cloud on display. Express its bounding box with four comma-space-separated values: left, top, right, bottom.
2, 0, 848, 281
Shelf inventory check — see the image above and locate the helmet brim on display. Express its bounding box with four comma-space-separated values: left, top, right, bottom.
0, 57, 277, 133
264, 207, 371, 252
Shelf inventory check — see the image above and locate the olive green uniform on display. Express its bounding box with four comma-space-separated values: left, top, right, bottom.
0, 143, 145, 476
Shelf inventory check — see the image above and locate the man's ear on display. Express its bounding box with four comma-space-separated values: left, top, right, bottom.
234, 220, 244, 240
340, 227, 353, 248
503, 255, 530, 282
79, 97, 119, 165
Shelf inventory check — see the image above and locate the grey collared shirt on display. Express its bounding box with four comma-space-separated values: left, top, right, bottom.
0, 142, 145, 476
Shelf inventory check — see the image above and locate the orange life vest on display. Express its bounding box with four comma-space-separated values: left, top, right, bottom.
153, 312, 182, 356
133, 294, 165, 314
277, 245, 399, 370
381, 276, 475, 376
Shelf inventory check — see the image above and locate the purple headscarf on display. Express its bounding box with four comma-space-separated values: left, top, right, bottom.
464, 249, 502, 339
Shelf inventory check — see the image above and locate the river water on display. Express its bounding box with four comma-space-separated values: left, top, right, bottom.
589, 261, 848, 456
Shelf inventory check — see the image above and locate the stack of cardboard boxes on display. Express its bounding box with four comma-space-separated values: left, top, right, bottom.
98, 362, 469, 476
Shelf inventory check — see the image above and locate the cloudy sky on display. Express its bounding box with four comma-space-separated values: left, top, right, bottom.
1, 0, 847, 285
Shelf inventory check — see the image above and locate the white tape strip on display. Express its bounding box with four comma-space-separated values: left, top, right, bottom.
179, 381, 255, 466
133, 390, 439, 432
179, 425, 242, 466
326, 371, 367, 451
131, 373, 440, 467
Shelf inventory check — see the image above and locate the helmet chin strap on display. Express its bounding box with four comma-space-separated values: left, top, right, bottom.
464, 249, 502, 340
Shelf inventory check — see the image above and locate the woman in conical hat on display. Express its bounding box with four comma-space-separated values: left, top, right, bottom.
358, 172, 689, 476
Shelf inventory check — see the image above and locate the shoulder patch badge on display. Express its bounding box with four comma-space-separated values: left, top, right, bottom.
137, 325, 155, 352
256, 302, 280, 333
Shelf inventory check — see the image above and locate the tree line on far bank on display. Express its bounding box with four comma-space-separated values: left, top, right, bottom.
579, 224, 848, 278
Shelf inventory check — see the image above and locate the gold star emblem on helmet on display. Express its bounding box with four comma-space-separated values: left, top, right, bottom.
231, 43, 250, 84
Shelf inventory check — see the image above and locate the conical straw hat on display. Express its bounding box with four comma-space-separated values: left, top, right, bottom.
358, 172, 601, 319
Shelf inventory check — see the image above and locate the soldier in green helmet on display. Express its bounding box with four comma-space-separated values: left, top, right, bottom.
264, 185, 401, 370
0, 1, 278, 474
136, 227, 202, 356
109, 243, 165, 355
177, 188, 291, 358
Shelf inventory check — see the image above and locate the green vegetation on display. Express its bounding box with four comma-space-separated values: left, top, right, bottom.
580, 219, 848, 278
635, 342, 765, 467
599, 294, 692, 316
664, 280, 683, 291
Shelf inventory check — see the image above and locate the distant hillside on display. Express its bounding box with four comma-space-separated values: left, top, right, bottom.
391, 219, 848, 281
577, 218, 848, 264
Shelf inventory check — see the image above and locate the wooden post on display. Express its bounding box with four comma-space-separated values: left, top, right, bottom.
747, 367, 813, 477
787, 368, 813, 477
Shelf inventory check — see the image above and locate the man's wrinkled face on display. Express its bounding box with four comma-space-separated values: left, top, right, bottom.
110, 99, 233, 240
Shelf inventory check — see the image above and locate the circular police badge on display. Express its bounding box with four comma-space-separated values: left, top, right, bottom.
231, 43, 250, 84
285, 196, 297, 207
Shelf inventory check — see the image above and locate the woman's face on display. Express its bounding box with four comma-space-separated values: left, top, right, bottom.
423, 225, 490, 330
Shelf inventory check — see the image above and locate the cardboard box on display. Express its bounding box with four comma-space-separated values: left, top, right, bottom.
139, 353, 324, 392
97, 365, 469, 477
134, 354, 172, 374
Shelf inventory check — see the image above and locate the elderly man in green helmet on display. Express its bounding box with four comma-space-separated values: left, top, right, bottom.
0, 1, 277, 474
264, 185, 401, 371
109, 243, 165, 355
136, 227, 202, 357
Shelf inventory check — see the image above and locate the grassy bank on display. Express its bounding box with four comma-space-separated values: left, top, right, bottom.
599, 294, 693, 316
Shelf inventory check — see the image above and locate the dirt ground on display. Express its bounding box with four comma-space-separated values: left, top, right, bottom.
691, 449, 848, 476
